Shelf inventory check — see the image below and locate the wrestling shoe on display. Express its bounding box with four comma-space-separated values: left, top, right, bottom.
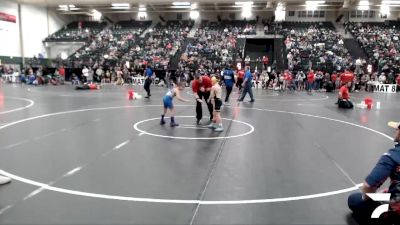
206, 123, 217, 129
0, 175, 11, 185
214, 126, 224, 132
170, 122, 179, 127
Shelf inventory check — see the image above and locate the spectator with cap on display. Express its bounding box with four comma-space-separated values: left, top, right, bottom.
348, 120, 400, 224
192, 74, 213, 125
0, 175, 11, 185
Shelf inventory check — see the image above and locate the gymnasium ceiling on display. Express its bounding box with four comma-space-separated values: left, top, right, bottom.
11, 0, 400, 13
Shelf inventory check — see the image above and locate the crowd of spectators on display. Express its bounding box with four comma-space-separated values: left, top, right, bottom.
177, 20, 255, 77
137, 20, 193, 70
348, 21, 400, 78
283, 24, 352, 73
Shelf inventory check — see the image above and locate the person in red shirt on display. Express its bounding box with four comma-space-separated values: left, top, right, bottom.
58, 66, 65, 84
262, 56, 269, 70
307, 70, 315, 93
396, 74, 400, 92
192, 75, 213, 125
341, 70, 354, 86
338, 82, 353, 108
331, 72, 337, 90
236, 69, 245, 91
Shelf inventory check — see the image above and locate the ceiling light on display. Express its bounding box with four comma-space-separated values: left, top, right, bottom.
171, 5, 191, 8
172, 2, 191, 6
92, 9, 102, 20
359, 0, 370, 5
305, 1, 325, 4
138, 12, 147, 18
69, 5, 75, 8
139, 7, 146, 11
112, 3, 130, 7
380, 5, 390, 14
358, 0, 370, 10
235, 1, 254, 5
60, 52, 68, 60
191, 3, 198, 10
305, 1, 325, 10
358, 5, 370, 10
59, 5, 68, 8
190, 10, 199, 19
382, 0, 400, 4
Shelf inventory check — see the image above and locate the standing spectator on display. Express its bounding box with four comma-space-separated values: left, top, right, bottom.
331, 72, 338, 90
144, 65, 154, 98
236, 69, 245, 91
238, 67, 255, 102
87, 67, 94, 83
58, 66, 65, 84
96, 67, 104, 83
315, 71, 324, 91
295, 71, 305, 91
262, 55, 269, 70
82, 66, 89, 83
307, 70, 315, 93
245, 55, 251, 66
396, 74, 400, 92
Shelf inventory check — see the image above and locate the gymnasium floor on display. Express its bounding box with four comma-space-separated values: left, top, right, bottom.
0, 84, 399, 225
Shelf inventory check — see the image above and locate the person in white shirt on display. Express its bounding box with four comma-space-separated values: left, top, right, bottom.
379, 73, 387, 84
82, 66, 89, 82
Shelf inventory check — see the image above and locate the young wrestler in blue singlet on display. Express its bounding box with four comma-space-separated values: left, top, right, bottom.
161, 82, 190, 127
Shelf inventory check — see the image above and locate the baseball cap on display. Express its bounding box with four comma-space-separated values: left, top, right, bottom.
388, 121, 400, 129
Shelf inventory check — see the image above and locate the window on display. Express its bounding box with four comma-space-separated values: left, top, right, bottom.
350, 11, 356, 18
307, 11, 313, 17
369, 11, 375, 18
356, 10, 362, 18
299, 11, 306, 17
289, 11, 295, 17
319, 11, 325, 17
177, 13, 182, 20
313, 11, 319, 17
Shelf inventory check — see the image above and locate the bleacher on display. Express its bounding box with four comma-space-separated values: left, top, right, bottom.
67, 21, 151, 68
44, 21, 107, 42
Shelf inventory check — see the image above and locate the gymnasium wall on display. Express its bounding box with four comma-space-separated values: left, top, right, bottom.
0, 0, 21, 57
107, 11, 275, 23
0, 0, 73, 59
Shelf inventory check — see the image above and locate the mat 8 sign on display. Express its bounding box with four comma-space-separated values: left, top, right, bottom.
373, 84, 397, 93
